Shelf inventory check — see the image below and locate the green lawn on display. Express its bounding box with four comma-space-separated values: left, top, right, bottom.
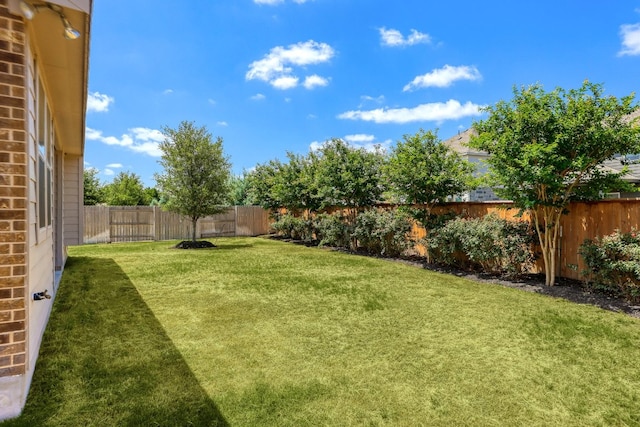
3, 237, 640, 426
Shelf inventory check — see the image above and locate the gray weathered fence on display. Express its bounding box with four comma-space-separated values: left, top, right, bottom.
84, 206, 270, 244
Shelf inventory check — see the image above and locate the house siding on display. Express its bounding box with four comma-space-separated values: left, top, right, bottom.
63, 154, 82, 246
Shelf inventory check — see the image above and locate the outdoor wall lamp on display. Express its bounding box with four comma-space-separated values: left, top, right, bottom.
17, 1, 81, 40
33, 289, 52, 301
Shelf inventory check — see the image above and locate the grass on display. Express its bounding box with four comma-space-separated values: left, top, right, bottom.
3, 237, 640, 426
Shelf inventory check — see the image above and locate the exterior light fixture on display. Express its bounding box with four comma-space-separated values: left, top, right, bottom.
17, 1, 81, 39
18, 0, 36, 19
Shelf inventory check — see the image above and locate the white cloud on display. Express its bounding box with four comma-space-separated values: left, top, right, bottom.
87, 92, 114, 113
338, 100, 484, 124
303, 74, 329, 89
307, 114, 318, 119
272, 75, 299, 90
208, 98, 216, 105
404, 65, 482, 91
619, 23, 640, 56
309, 136, 391, 153
309, 140, 323, 151
251, 93, 266, 100
217, 121, 228, 126
163, 89, 174, 95
246, 40, 334, 90
344, 134, 375, 143
361, 95, 385, 104
104, 168, 114, 176
86, 127, 164, 157
106, 163, 123, 168
379, 27, 431, 47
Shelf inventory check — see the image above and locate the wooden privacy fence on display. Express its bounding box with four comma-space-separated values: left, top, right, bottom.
84, 206, 271, 244
317, 199, 640, 281
404, 199, 640, 281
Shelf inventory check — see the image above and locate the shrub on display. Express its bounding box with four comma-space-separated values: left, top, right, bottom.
271, 214, 314, 241
579, 229, 640, 303
314, 213, 352, 249
425, 214, 536, 277
353, 209, 414, 257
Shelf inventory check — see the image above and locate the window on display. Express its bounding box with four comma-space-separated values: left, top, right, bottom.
37, 77, 52, 229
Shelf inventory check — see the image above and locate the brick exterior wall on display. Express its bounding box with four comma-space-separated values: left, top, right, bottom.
0, 0, 27, 378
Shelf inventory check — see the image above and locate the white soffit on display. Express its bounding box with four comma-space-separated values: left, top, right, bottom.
47, 0, 91, 14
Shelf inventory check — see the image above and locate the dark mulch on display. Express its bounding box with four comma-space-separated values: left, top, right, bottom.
174, 240, 217, 249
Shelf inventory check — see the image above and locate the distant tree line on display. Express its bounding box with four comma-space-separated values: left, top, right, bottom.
244, 130, 475, 226
83, 169, 160, 206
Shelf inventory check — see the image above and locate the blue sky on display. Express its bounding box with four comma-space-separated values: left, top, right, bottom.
84, 0, 640, 187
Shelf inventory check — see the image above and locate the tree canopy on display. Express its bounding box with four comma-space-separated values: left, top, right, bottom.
155, 121, 231, 241
247, 139, 385, 217
469, 81, 640, 285
384, 129, 475, 219
103, 171, 148, 206
83, 168, 104, 205
314, 138, 386, 211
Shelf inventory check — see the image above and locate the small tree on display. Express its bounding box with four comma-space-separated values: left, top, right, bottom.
247, 152, 321, 216
83, 168, 104, 205
384, 129, 475, 224
314, 138, 386, 218
469, 81, 640, 286
155, 121, 231, 242
103, 171, 147, 206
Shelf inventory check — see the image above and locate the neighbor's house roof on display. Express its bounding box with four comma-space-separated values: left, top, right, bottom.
9, 0, 92, 156
441, 128, 487, 157
601, 158, 640, 183
624, 108, 640, 123
443, 109, 640, 182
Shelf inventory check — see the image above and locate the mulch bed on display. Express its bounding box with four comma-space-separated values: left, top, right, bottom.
174, 240, 217, 249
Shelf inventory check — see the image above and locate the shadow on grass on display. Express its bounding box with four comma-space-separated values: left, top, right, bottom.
2, 256, 228, 427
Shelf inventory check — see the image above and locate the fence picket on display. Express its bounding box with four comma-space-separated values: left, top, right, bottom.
84, 206, 271, 244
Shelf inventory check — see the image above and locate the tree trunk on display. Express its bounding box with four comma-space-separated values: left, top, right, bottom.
191, 217, 198, 242
533, 207, 561, 286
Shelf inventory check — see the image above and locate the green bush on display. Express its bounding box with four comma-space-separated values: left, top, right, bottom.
425, 214, 536, 277
579, 229, 640, 303
271, 214, 314, 241
313, 213, 352, 249
353, 209, 413, 257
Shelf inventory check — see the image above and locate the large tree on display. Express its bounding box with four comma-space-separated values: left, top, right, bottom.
384, 129, 475, 223
469, 81, 640, 286
155, 121, 231, 242
103, 171, 147, 206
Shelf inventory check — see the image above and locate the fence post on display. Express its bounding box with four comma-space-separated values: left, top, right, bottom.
234, 206, 238, 237
153, 206, 159, 241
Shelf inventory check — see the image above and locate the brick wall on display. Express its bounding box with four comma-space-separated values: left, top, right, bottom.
0, 0, 27, 378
